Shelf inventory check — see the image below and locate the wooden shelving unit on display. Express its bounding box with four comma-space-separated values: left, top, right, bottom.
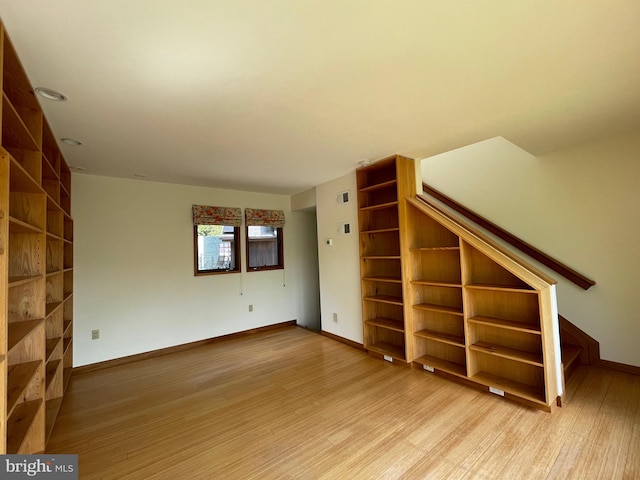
0, 21, 74, 453
358, 155, 563, 410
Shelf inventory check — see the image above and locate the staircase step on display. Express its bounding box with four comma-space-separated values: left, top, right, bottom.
562, 344, 582, 379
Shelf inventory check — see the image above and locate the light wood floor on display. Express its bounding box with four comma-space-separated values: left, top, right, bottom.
48, 326, 640, 479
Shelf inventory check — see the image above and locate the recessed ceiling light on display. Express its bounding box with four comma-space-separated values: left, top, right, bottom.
70, 165, 85, 171
61, 138, 83, 146
358, 160, 372, 167
35, 87, 67, 101
133, 173, 147, 179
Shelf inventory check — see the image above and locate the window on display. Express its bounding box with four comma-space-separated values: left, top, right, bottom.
193, 205, 241, 275
245, 208, 285, 271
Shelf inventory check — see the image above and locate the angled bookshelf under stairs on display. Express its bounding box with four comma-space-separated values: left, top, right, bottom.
357, 156, 564, 411
0, 21, 74, 453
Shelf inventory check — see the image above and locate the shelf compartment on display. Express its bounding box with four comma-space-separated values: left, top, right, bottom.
464, 288, 541, 327
358, 179, 397, 193
365, 317, 405, 333
360, 229, 400, 257
45, 397, 63, 442
8, 216, 44, 234
407, 202, 460, 249
358, 205, 399, 231
413, 338, 467, 377
468, 321, 543, 366
46, 198, 64, 238
462, 242, 535, 290
411, 248, 462, 284
413, 284, 463, 315
46, 337, 62, 362
1, 92, 40, 152
6, 398, 44, 454
414, 354, 467, 378
63, 241, 73, 269
63, 215, 73, 242
467, 316, 541, 335
415, 329, 465, 347
361, 257, 401, 279
46, 237, 64, 274
470, 371, 546, 405
469, 351, 546, 404
7, 360, 42, 416
63, 337, 72, 355
45, 359, 62, 395
9, 154, 42, 194
358, 182, 398, 209
8, 279, 46, 323
366, 342, 406, 362
45, 302, 63, 318
356, 157, 397, 190
46, 271, 63, 306
8, 319, 44, 353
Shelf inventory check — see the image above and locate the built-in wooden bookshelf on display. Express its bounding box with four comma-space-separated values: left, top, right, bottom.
357, 155, 563, 411
1, 20, 74, 453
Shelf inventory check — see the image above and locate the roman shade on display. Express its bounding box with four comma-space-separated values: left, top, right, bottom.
192, 205, 242, 226
244, 208, 286, 227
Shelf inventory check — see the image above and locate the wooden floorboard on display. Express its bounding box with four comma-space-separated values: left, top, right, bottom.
47, 326, 640, 479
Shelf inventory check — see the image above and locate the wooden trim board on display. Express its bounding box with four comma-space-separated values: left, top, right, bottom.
320, 330, 366, 352
73, 320, 298, 375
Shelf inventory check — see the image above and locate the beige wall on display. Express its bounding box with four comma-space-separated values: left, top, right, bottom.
315, 173, 363, 343
72, 174, 319, 366
422, 131, 640, 366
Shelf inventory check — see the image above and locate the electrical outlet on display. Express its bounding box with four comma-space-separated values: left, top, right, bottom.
332, 313, 338, 323
91, 329, 100, 340
249, 304, 253, 312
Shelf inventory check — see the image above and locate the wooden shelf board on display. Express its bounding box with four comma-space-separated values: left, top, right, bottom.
562, 344, 582, 370
360, 227, 400, 235
465, 283, 537, 294
63, 320, 72, 335
8, 274, 42, 288
41, 154, 59, 181
366, 342, 406, 361
8, 216, 44, 234
362, 255, 401, 260
468, 316, 541, 335
46, 337, 62, 362
414, 354, 467, 378
63, 337, 72, 354
8, 318, 44, 353
45, 359, 62, 392
7, 361, 42, 416
358, 179, 397, 193
413, 303, 463, 316
63, 291, 73, 303
6, 398, 43, 454
411, 280, 462, 288
46, 301, 63, 317
470, 341, 543, 367
63, 367, 73, 391
45, 397, 63, 442
470, 371, 545, 404
46, 269, 63, 278
365, 317, 405, 333
364, 295, 403, 306
9, 155, 42, 194
46, 231, 63, 241
414, 329, 465, 347
411, 246, 460, 251
359, 201, 398, 212
362, 276, 402, 284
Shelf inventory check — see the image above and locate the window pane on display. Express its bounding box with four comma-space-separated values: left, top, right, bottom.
248, 226, 281, 268
196, 224, 237, 272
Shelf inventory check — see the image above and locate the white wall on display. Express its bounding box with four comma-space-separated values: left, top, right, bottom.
422, 131, 640, 366
315, 173, 363, 343
72, 174, 319, 366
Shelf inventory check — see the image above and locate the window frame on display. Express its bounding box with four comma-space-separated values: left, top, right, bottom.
245, 225, 284, 272
193, 224, 241, 276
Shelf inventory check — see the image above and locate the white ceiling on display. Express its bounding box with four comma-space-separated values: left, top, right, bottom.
1, 1, 639, 195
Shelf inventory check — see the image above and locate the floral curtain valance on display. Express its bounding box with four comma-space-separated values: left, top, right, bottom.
245, 208, 286, 228
192, 205, 242, 226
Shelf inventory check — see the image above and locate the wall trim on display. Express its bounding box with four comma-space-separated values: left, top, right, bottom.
596, 359, 640, 376
73, 320, 297, 375
320, 330, 366, 351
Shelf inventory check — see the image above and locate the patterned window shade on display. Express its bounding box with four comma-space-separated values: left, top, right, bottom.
245, 208, 286, 227
192, 205, 242, 226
